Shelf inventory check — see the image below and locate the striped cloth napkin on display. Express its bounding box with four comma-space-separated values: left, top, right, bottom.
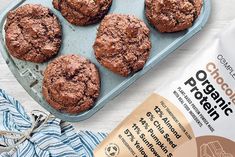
0, 89, 106, 157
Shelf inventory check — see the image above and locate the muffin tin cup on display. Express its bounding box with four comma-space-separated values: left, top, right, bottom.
0, 0, 211, 122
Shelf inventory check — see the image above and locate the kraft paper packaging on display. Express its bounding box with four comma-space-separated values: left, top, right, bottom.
93, 21, 235, 157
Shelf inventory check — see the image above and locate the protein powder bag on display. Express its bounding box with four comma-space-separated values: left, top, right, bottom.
93, 21, 235, 157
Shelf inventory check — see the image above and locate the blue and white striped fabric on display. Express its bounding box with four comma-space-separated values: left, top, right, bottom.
0, 89, 106, 157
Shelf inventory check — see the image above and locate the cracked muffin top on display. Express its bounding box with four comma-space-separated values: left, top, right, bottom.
145, 0, 203, 32
5, 4, 62, 63
42, 54, 100, 114
93, 14, 151, 77
53, 0, 112, 26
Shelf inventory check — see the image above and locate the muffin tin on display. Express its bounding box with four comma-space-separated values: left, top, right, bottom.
0, 0, 211, 122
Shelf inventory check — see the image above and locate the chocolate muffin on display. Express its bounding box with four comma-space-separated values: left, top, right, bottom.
145, 0, 203, 32
5, 4, 62, 63
52, 0, 112, 26
42, 54, 100, 114
93, 14, 151, 77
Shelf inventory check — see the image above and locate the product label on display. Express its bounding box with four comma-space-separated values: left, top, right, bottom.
94, 94, 235, 157
94, 22, 235, 157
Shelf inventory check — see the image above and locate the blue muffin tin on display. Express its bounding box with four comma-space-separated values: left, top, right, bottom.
0, 0, 211, 122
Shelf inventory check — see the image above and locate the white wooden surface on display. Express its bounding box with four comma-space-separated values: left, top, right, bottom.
0, 0, 234, 133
